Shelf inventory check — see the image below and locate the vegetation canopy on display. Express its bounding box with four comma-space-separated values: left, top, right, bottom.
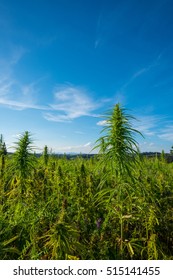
94, 103, 143, 177
0, 105, 172, 260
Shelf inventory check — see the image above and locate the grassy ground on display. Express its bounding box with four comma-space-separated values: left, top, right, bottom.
0, 152, 173, 260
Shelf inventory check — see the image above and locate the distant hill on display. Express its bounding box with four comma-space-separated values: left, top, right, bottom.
6, 151, 173, 162
141, 152, 173, 163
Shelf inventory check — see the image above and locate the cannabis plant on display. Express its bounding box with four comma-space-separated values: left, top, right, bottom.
12, 131, 36, 179
94, 103, 143, 178
9, 131, 37, 197
43, 145, 49, 166
0, 134, 7, 156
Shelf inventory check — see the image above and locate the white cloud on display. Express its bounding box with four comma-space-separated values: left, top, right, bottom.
118, 53, 163, 93
0, 48, 104, 124
42, 113, 71, 122
0, 45, 28, 75
10, 46, 28, 65
121, 66, 153, 90
12, 134, 21, 138
0, 81, 49, 111
0, 77, 14, 97
0, 48, 47, 111
55, 142, 94, 154
149, 142, 154, 146
83, 142, 91, 147
75, 131, 85, 135
94, 12, 103, 49
159, 133, 173, 141
139, 141, 158, 152
133, 115, 162, 136
158, 125, 173, 141
0, 97, 50, 110
96, 120, 108, 126
0, 73, 102, 122
113, 56, 162, 107
0, 72, 50, 111
44, 85, 100, 122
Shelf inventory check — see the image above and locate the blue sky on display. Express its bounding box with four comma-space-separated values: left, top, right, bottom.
0, 0, 173, 153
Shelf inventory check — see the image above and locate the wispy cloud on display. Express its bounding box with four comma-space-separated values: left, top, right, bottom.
0, 97, 49, 111
0, 45, 28, 73
0, 75, 49, 110
0, 76, 14, 97
139, 141, 158, 152
83, 142, 91, 147
96, 120, 108, 126
44, 85, 100, 122
158, 125, 173, 141
133, 115, 162, 136
75, 131, 85, 135
0, 47, 107, 123
0, 73, 103, 122
94, 38, 101, 49
0, 46, 41, 110
55, 141, 94, 153
116, 53, 163, 95
94, 12, 103, 49
109, 52, 166, 112
10, 46, 28, 65
123, 64, 158, 90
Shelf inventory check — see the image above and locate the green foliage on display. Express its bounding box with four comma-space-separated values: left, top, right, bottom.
12, 131, 36, 180
0, 134, 7, 156
0, 151, 172, 260
94, 104, 143, 178
0, 110, 173, 260
43, 145, 49, 166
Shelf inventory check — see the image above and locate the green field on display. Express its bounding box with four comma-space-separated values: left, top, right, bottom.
0, 105, 173, 260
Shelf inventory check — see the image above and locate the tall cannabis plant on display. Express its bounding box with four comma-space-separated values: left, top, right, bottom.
0, 134, 7, 156
43, 145, 49, 166
95, 103, 143, 178
0, 134, 7, 178
12, 131, 36, 180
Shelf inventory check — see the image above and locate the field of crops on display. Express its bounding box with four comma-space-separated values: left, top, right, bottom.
0, 105, 173, 260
